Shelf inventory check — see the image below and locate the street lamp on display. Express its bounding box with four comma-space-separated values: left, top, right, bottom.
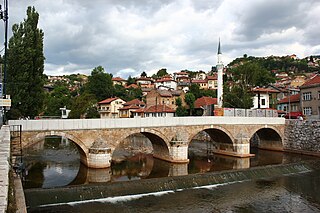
0, 0, 8, 124
0, 0, 8, 95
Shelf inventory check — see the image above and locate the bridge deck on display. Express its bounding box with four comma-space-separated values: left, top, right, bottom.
9, 116, 285, 131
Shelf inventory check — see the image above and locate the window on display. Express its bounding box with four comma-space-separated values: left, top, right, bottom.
261, 99, 266, 106
302, 92, 312, 101
303, 107, 312, 115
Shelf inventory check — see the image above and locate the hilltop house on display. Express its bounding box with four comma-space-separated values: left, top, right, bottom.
119, 99, 146, 118
300, 74, 320, 119
98, 97, 125, 118
251, 88, 279, 109
146, 89, 186, 110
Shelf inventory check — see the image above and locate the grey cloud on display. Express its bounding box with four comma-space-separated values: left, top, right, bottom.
235, 0, 310, 41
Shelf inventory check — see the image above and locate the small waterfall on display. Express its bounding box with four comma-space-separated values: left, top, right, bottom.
25, 161, 316, 209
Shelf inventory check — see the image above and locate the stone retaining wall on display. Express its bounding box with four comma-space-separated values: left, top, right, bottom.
284, 120, 320, 155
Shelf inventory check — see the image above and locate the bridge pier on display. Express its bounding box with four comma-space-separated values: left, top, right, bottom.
213, 140, 254, 158
168, 141, 189, 163
85, 139, 112, 169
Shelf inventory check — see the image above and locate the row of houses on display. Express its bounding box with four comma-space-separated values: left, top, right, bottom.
112, 71, 219, 93
98, 89, 217, 118
100, 74, 320, 120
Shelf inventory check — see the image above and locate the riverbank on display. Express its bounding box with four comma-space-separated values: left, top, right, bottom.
25, 160, 319, 209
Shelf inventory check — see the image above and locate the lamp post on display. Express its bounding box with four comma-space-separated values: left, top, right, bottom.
0, 0, 8, 95
0, 0, 8, 124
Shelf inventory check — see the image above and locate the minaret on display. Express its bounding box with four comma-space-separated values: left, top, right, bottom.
216, 39, 224, 108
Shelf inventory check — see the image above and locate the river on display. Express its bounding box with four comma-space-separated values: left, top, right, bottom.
22, 136, 320, 212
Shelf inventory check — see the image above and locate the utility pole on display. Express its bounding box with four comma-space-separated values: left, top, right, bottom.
0, 0, 9, 124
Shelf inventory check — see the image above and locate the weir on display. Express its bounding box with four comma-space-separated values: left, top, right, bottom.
24, 161, 317, 209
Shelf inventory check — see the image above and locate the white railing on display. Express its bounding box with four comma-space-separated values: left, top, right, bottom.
8, 116, 285, 131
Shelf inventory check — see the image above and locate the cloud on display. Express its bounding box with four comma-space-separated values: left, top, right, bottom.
1, 0, 319, 78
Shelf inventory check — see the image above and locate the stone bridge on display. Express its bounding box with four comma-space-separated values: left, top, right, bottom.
9, 116, 285, 168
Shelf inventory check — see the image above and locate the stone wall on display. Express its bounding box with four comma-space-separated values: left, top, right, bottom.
284, 120, 320, 155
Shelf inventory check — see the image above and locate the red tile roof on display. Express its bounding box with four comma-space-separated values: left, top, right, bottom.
278, 94, 300, 104
144, 105, 175, 113
207, 74, 217, 80
125, 84, 139, 89
252, 88, 280, 93
194, 97, 217, 108
119, 105, 140, 110
192, 79, 208, 83
123, 99, 145, 106
98, 97, 119, 104
301, 74, 320, 87
112, 77, 126, 81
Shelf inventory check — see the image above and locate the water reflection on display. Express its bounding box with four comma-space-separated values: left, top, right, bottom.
23, 136, 318, 189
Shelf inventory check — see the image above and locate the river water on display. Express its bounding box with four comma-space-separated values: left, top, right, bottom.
23, 136, 320, 212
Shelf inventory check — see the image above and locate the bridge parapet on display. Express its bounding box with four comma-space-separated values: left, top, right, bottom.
8, 116, 285, 131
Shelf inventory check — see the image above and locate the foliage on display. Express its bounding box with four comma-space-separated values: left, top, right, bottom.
69, 93, 98, 119
175, 97, 188, 116
114, 84, 142, 101
140, 71, 147, 77
223, 85, 253, 109
44, 85, 71, 116
86, 66, 114, 101
127, 75, 135, 85
7, 6, 45, 119
185, 93, 196, 115
152, 68, 168, 79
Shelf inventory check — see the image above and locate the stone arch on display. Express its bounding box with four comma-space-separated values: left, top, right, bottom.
113, 128, 171, 162
25, 131, 89, 165
250, 126, 283, 151
188, 126, 235, 145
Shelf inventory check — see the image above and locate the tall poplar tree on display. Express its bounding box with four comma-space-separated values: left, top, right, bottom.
7, 6, 45, 119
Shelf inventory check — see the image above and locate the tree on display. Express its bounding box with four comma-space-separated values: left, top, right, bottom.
185, 93, 195, 115
69, 93, 98, 119
7, 6, 45, 119
44, 85, 71, 116
127, 75, 135, 85
156, 68, 168, 77
140, 71, 147, 77
175, 97, 188, 116
86, 66, 114, 101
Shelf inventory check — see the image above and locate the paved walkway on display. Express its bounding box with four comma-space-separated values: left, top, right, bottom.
0, 126, 10, 213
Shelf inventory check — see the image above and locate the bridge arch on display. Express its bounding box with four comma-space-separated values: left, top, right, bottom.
24, 131, 89, 165
250, 126, 283, 151
188, 126, 235, 145
113, 128, 171, 162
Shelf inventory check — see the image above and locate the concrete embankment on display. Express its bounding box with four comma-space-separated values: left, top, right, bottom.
0, 126, 10, 212
24, 161, 319, 208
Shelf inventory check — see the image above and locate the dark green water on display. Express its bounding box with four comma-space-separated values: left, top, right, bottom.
23, 137, 320, 212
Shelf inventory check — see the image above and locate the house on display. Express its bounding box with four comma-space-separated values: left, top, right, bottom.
176, 78, 191, 93
277, 94, 301, 114
195, 71, 206, 80
194, 96, 217, 116
98, 97, 125, 118
145, 89, 186, 110
300, 74, 320, 119
207, 74, 218, 90
112, 77, 127, 86
119, 99, 146, 118
136, 77, 154, 88
121, 99, 146, 118
251, 88, 279, 109
290, 75, 306, 88
192, 79, 208, 90
141, 104, 175, 118
154, 76, 177, 90
173, 71, 189, 80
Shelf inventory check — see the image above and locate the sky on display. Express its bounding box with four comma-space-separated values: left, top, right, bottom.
1, 0, 320, 78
